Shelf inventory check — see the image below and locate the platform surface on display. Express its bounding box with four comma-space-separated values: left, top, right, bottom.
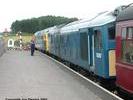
0, 50, 102, 100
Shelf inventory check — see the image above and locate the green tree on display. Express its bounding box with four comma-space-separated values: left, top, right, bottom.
11, 15, 78, 34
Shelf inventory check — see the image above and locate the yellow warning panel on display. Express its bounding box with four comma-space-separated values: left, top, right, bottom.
109, 50, 116, 76
45, 34, 49, 51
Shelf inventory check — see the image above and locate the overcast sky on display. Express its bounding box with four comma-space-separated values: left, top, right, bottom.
0, 0, 132, 32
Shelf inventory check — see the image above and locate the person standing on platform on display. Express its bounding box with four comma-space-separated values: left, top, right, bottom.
30, 39, 35, 56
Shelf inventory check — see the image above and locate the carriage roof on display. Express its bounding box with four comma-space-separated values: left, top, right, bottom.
116, 4, 133, 22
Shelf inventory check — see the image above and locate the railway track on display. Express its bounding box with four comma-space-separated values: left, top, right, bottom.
41, 52, 124, 100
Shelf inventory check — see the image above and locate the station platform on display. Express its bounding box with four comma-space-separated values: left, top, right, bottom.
0, 50, 102, 100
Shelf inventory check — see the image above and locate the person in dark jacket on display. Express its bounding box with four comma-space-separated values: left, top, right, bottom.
30, 40, 35, 56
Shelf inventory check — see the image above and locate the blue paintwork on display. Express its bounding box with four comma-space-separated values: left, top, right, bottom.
93, 23, 116, 78
34, 12, 116, 79
34, 31, 44, 51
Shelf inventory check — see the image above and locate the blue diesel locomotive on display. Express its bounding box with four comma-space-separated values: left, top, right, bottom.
60, 11, 116, 79
35, 11, 116, 79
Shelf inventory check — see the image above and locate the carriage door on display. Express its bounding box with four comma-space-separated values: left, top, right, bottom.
79, 29, 91, 66
93, 29, 103, 75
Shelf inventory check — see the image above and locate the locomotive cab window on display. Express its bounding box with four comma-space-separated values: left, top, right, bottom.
121, 27, 133, 64
108, 26, 115, 40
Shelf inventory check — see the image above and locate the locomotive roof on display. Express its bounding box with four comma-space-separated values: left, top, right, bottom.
45, 26, 59, 34
34, 31, 41, 36
116, 5, 133, 22
61, 11, 116, 33
41, 24, 65, 35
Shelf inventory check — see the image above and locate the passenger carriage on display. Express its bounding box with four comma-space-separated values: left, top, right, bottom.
116, 5, 133, 94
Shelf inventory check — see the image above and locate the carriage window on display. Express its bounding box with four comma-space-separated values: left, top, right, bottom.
128, 28, 133, 39
94, 30, 102, 49
122, 28, 127, 39
108, 26, 115, 40
121, 27, 133, 64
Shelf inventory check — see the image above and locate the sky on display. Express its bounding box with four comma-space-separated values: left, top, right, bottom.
0, 0, 133, 32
